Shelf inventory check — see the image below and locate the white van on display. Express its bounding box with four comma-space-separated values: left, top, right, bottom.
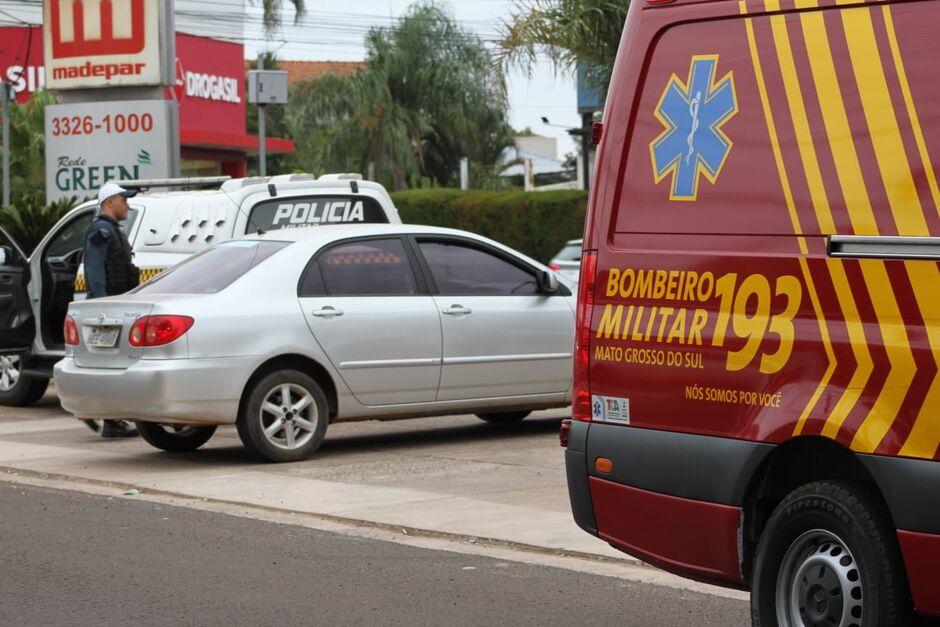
0, 173, 401, 406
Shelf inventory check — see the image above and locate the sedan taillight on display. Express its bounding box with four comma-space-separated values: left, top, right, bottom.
64, 316, 80, 346
129, 315, 194, 347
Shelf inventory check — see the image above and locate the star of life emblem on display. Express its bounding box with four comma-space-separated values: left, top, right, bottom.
650, 55, 738, 201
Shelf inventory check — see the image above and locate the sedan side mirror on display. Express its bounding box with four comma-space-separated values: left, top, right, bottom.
538, 269, 560, 294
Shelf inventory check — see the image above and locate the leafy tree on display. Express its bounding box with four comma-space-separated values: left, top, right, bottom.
1, 90, 56, 206
286, 1, 514, 190
496, 0, 629, 92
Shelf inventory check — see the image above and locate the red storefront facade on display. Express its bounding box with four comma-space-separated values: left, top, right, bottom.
1, 26, 294, 178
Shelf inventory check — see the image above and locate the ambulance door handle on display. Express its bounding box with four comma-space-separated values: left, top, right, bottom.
312, 306, 344, 318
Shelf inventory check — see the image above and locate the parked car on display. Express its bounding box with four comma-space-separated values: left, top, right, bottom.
0, 173, 401, 407
548, 238, 582, 284
54, 224, 574, 462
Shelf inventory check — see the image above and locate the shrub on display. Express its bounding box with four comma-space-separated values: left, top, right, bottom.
391, 188, 587, 262
0, 193, 80, 256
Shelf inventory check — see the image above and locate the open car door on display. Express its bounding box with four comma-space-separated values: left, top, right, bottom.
0, 226, 34, 353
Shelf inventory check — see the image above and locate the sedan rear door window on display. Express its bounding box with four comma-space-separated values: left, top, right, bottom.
315, 238, 418, 296
417, 240, 539, 295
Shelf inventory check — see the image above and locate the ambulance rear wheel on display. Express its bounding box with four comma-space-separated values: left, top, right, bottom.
0, 355, 48, 407
751, 480, 911, 627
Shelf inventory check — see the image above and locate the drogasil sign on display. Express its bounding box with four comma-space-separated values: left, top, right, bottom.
43, 0, 167, 90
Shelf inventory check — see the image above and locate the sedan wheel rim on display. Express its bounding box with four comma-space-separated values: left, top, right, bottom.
775, 529, 864, 627
0, 355, 21, 392
258, 383, 318, 451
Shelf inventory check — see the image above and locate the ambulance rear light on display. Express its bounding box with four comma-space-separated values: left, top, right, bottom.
572, 251, 597, 421
549, 264, 561, 271
318, 173, 363, 181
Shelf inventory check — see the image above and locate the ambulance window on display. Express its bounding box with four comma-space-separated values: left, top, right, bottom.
247, 196, 388, 233
417, 240, 539, 296
315, 238, 418, 296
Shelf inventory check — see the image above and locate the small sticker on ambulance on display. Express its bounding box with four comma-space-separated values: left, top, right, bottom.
591, 395, 630, 424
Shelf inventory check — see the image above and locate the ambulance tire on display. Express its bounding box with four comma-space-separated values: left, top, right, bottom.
237, 369, 328, 463
751, 480, 911, 627
136, 422, 217, 452
0, 354, 49, 407
475, 411, 531, 423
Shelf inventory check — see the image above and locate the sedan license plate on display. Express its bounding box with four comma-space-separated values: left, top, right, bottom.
87, 325, 120, 348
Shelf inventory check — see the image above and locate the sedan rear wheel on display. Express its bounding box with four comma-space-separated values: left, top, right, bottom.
237, 370, 328, 463
0, 354, 49, 407
136, 422, 217, 452
475, 410, 531, 423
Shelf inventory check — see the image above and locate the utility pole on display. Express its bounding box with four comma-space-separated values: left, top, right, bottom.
1, 81, 10, 207
257, 55, 267, 177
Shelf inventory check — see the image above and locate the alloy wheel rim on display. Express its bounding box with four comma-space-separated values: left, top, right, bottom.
776, 529, 864, 627
258, 383, 318, 451
0, 355, 21, 392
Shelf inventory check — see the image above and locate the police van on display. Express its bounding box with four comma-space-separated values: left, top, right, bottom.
564, 0, 940, 623
0, 173, 401, 406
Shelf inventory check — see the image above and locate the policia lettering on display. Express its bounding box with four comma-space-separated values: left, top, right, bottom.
598, 268, 802, 374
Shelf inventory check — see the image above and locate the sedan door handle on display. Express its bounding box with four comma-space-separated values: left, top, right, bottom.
311, 306, 344, 318
442, 305, 472, 316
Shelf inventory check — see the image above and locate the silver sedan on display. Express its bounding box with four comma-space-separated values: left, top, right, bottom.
54, 224, 575, 462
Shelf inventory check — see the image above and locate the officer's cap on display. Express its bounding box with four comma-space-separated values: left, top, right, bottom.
97, 181, 138, 207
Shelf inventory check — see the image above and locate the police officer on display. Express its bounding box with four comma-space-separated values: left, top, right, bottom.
84, 181, 142, 438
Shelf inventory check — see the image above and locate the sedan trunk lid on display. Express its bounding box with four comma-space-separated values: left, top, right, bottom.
69, 299, 155, 369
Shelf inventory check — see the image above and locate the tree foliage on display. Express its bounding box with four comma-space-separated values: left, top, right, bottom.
286, 2, 514, 190
253, 0, 306, 31
496, 0, 629, 92
1, 90, 56, 206
0, 193, 78, 256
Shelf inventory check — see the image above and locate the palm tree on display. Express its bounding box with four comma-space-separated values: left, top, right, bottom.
496, 0, 629, 92
286, 2, 514, 190
254, 0, 306, 31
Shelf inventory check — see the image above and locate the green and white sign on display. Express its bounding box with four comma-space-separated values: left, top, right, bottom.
45, 100, 177, 202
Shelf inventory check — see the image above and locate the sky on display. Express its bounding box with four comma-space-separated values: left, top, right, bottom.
0, 0, 584, 157
235, 0, 583, 158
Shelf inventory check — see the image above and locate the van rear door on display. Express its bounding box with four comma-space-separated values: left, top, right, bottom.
0, 226, 34, 352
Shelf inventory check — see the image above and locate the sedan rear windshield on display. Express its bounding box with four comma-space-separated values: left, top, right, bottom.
134, 240, 290, 294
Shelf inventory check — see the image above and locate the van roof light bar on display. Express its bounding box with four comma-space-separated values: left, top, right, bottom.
116, 176, 231, 189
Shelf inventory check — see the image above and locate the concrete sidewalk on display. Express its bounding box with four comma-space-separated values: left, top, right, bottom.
0, 393, 746, 601
0, 397, 623, 559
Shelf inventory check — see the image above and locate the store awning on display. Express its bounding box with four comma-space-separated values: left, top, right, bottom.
180, 129, 295, 155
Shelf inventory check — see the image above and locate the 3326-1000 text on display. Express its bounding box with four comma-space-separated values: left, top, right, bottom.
50, 113, 155, 137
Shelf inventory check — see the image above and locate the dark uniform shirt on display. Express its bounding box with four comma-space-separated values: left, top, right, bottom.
84, 214, 140, 299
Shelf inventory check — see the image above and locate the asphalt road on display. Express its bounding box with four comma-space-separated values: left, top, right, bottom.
0, 482, 750, 626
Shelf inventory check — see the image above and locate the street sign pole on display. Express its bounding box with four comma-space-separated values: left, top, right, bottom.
257, 55, 267, 177
1, 81, 10, 207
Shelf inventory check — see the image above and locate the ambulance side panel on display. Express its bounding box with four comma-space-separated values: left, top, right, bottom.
574, 0, 940, 612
